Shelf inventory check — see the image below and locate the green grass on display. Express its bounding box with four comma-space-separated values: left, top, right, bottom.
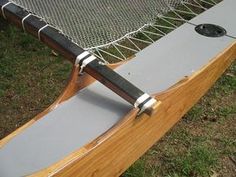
125, 160, 149, 177
96, 0, 222, 63
169, 146, 218, 177
0, 18, 71, 138
123, 61, 236, 177
125, 145, 219, 177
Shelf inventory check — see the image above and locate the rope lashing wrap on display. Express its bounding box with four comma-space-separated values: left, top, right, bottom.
1, 0, 159, 115
21, 13, 31, 31
5, 0, 218, 63
135, 94, 157, 115
76, 51, 96, 74
8, 0, 186, 49
134, 93, 150, 108
1, 2, 12, 19
139, 97, 157, 115
38, 24, 49, 41
75, 51, 158, 113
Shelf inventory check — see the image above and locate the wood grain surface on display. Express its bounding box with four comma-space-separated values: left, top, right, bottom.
27, 42, 236, 176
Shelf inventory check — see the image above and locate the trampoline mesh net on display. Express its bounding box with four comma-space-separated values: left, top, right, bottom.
11, 0, 186, 49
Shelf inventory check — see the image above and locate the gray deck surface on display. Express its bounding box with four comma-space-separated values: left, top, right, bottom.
190, 0, 236, 38
0, 0, 236, 176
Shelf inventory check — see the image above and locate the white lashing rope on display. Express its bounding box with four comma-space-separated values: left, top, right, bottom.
134, 93, 158, 114
75, 51, 97, 73
38, 24, 49, 41
134, 93, 150, 108
93, 0, 214, 63
75, 51, 90, 65
6, 0, 219, 64
1, 2, 12, 19
21, 14, 31, 31
79, 55, 96, 73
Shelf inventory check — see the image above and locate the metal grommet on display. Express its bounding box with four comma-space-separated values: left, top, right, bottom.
195, 24, 226, 37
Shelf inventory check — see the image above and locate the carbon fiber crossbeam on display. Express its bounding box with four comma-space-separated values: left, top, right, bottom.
0, 0, 159, 115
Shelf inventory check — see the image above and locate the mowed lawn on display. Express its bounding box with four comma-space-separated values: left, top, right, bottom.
0, 17, 235, 177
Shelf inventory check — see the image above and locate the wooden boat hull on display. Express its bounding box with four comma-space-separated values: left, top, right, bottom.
29, 42, 236, 177
1, 27, 235, 177
2, 40, 233, 177
1, 40, 235, 176
0, 0, 236, 176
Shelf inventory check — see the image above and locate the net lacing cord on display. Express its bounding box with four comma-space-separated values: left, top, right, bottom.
7, 0, 220, 63
1, 0, 220, 64
88, 0, 220, 63
1, 0, 158, 113
1, 0, 218, 113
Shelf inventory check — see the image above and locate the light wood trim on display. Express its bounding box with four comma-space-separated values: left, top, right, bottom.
0, 61, 125, 148
27, 41, 236, 176
0, 65, 77, 148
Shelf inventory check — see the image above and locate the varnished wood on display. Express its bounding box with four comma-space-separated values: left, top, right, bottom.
1, 2, 146, 112
0, 61, 124, 148
143, 101, 162, 117
0, 65, 76, 148
25, 42, 236, 176
1, 42, 235, 176
1, 1, 235, 176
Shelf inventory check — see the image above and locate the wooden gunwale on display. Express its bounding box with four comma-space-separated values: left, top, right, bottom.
27, 41, 236, 176
0, 27, 235, 176
0, 61, 124, 148
1, 0, 236, 176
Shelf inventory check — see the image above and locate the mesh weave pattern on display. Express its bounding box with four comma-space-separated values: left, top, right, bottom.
11, 0, 185, 49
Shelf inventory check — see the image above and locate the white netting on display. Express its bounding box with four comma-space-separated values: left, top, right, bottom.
10, 0, 187, 49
